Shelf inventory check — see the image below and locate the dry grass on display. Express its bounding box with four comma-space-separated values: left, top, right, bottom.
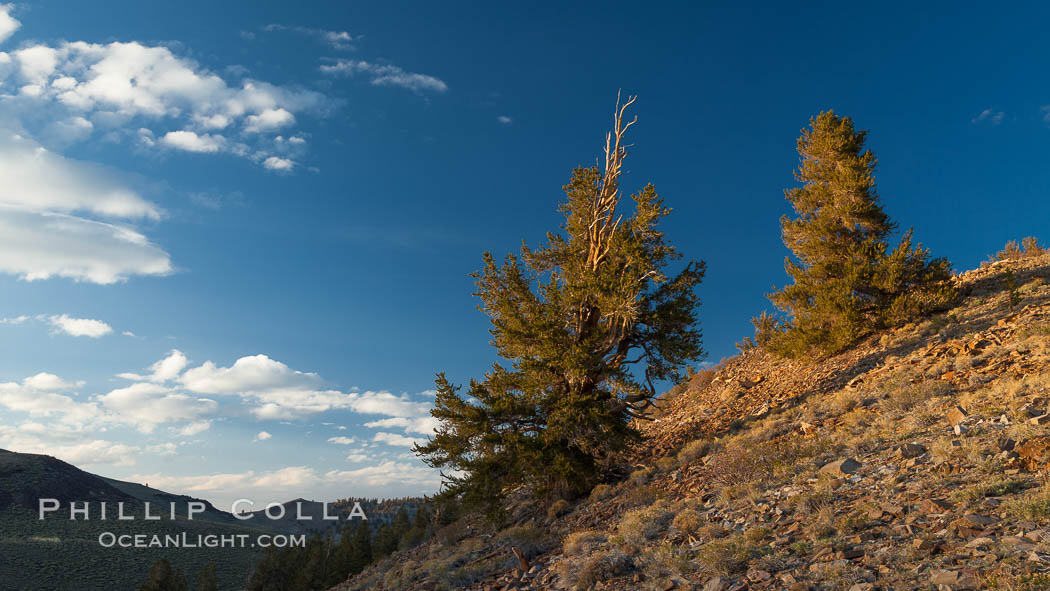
694, 534, 760, 577
563, 530, 607, 557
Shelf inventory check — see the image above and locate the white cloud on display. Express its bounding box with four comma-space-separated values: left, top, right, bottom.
181, 354, 325, 394
23, 372, 81, 391
0, 4, 20, 44
345, 391, 432, 418
0, 206, 172, 284
253, 430, 272, 442
172, 420, 211, 436
326, 436, 355, 445
128, 462, 439, 508
179, 354, 349, 418
263, 25, 354, 50
320, 59, 447, 94
262, 156, 294, 171
0, 424, 138, 467
160, 130, 225, 153
0, 130, 170, 284
363, 416, 439, 435
147, 442, 178, 456
47, 314, 112, 337
346, 390, 438, 439
323, 461, 439, 487
0, 377, 101, 424
497, 115, 512, 125
245, 108, 294, 133
117, 349, 188, 383
98, 382, 218, 433
973, 108, 1005, 125
1, 34, 327, 170
0, 134, 160, 219
372, 431, 425, 448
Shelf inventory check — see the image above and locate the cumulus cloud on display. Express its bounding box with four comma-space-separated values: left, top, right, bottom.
262, 156, 294, 171
372, 431, 425, 448
0, 424, 138, 467
0, 376, 101, 424
117, 350, 191, 382
253, 430, 272, 442
497, 115, 512, 125
23, 372, 81, 391
179, 354, 352, 418
0, 32, 327, 170
47, 314, 112, 337
326, 436, 355, 445
98, 382, 218, 433
320, 59, 447, 94
0, 4, 19, 44
160, 130, 225, 153
245, 108, 294, 133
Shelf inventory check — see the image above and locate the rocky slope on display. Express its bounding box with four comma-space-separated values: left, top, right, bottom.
337, 253, 1050, 591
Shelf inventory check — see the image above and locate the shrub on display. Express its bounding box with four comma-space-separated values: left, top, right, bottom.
995, 237, 1045, 261
707, 436, 816, 487
562, 550, 633, 588
624, 485, 659, 506
588, 483, 614, 502
671, 508, 701, 535
655, 456, 678, 472
547, 499, 571, 520
695, 534, 757, 576
496, 524, 554, 559
676, 438, 711, 466
563, 530, 607, 557
628, 468, 653, 485
617, 503, 675, 546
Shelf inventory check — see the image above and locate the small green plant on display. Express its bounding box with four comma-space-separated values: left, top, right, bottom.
1005, 487, 1050, 521
1005, 269, 1021, 309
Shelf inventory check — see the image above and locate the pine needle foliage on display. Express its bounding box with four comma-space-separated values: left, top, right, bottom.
759, 111, 956, 357
415, 97, 705, 518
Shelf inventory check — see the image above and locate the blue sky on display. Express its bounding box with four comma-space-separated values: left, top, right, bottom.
0, 1, 1047, 508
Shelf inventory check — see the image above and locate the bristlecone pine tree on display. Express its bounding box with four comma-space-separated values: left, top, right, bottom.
758, 111, 956, 357
415, 96, 705, 517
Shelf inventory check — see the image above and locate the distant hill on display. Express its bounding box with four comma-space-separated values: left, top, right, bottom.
0, 448, 277, 590
0, 449, 138, 511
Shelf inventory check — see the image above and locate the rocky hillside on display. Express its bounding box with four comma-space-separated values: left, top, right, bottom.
337, 253, 1050, 591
